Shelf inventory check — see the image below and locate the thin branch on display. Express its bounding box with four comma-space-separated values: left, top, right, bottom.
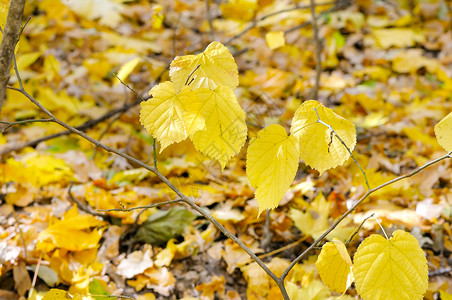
309, 0, 322, 99
113, 74, 158, 169
205, 0, 215, 40
97, 199, 183, 212
0, 118, 53, 132
91, 113, 122, 159
90, 295, 134, 300
258, 236, 308, 261
260, 210, 273, 250
284, 6, 336, 34
114, 73, 145, 102
67, 182, 106, 218
9, 55, 290, 298
373, 216, 389, 240
0, 97, 141, 155
225, 1, 335, 45
1, 63, 167, 156
0, 0, 26, 116
28, 252, 42, 300
185, 64, 201, 85
314, 108, 371, 190
345, 213, 374, 245
281, 152, 452, 280
153, 138, 157, 169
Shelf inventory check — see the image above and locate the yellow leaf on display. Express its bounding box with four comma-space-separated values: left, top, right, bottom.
373, 28, 425, 49
316, 239, 352, 294
290, 100, 356, 174
220, 0, 257, 21
42, 289, 70, 300
246, 124, 298, 215
289, 192, 329, 240
187, 86, 247, 169
16, 52, 42, 70
353, 230, 428, 300
115, 57, 141, 85
435, 111, 452, 152
265, 31, 285, 50
169, 41, 238, 92
440, 290, 452, 300
37, 205, 106, 252
140, 81, 204, 152
286, 280, 330, 300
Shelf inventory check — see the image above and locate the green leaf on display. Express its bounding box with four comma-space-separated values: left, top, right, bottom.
134, 207, 195, 246
89, 279, 109, 300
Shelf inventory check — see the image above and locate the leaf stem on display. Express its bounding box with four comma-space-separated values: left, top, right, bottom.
345, 213, 374, 245
97, 199, 182, 212
314, 107, 371, 190
373, 216, 389, 240
185, 64, 201, 85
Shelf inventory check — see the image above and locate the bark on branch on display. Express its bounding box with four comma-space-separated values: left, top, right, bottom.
0, 0, 26, 116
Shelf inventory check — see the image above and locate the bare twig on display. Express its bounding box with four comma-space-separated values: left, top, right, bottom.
28, 253, 42, 300
309, 0, 322, 99
313, 107, 371, 190
153, 138, 157, 169
373, 216, 389, 240
1, 64, 167, 156
280, 152, 452, 280
260, 210, 273, 250
225, 1, 335, 45
345, 213, 374, 245
113, 74, 158, 168
0, 97, 141, 155
67, 182, 106, 218
185, 64, 201, 85
91, 113, 122, 159
205, 0, 215, 40
114, 73, 145, 102
97, 199, 183, 212
0, 0, 26, 116
90, 295, 134, 300
0, 118, 53, 132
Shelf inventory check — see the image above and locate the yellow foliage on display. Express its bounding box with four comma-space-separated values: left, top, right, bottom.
140, 81, 204, 152
115, 57, 141, 84
246, 124, 299, 214
373, 28, 425, 49
435, 111, 452, 152
286, 280, 330, 300
188, 86, 247, 169
220, 0, 257, 21
353, 230, 428, 300
42, 289, 82, 300
169, 41, 239, 92
289, 193, 329, 240
290, 100, 356, 174
37, 204, 106, 252
265, 31, 285, 50
316, 239, 352, 293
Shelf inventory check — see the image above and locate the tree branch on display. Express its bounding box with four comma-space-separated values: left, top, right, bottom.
280, 152, 452, 280
9, 53, 290, 300
0, 0, 26, 116
309, 0, 322, 99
